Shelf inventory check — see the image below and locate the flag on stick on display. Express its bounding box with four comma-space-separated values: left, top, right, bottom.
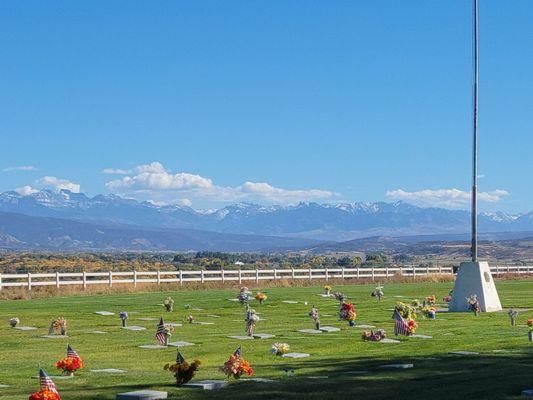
39, 368, 58, 393
155, 317, 166, 345
67, 344, 80, 360
392, 309, 409, 336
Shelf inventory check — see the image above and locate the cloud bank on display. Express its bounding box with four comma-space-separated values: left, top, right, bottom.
105, 162, 336, 206
386, 188, 509, 207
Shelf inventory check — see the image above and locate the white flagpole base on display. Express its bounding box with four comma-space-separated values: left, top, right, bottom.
448, 261, 502, 312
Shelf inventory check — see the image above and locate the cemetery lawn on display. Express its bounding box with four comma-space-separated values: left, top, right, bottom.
0, 280, 532, 400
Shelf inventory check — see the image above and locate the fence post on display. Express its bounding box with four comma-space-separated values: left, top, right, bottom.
385, 265, 389, 278
238, 269, 242, 284
291, 268, 295, 280
256, 269, 259, 283
179, 270, 183, 286
371, 266, 375, 281
438, 265, 442, 274
309, 268, 312, 281
82, 271, 87, 289
221, 269, 225, 283
201, 270, 204, 283
325, 268, 329, 282
109, 271, 113, 287
157, 270, 161, 285
0, 273, 3, 291
341, 267, 345, 280
133, 270, 137, 287
274, 268, 277, 281
426, 265, 430, 275
357, 267, 360, 279
56, 271, 60, 288
412, 266, 416, 279
28, 273, 32, 291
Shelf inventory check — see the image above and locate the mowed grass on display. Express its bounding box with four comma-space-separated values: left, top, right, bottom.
0, 280, 532, 400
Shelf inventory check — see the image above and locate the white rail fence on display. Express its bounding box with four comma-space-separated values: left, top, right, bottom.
0, 265, 531, 291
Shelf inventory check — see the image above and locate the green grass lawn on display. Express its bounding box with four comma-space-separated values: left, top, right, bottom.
0, 280, 532, 400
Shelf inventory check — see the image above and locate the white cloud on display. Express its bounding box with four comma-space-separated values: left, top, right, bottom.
36, 176, 81, 193
386, 188, 509, 207
105, 162, 336, 206
3, 165, 38, 172
102, 168, 131, 175
15, 185, 39, 196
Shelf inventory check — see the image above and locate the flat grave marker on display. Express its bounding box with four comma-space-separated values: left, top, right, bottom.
411, 334, 433, 339
355, 325, 376, 329
41, 335, 67, 339
380, 338, 401, 343
183, 380, 228, 390
167, 341, 195, 347
116, 390, 168, 399
94, 311, 115, 316
227, 335, 254, 340
138, 345, 167, 350
451, 351, 479, 356
122, 326, 146, 331
253, 333, 276, 339
282, 352, 310, 359
91, 369, 126, 374
298, 329, 322, 334
319, 326, 341, 333
14, 326, 38, 331
282, 301, 298, 304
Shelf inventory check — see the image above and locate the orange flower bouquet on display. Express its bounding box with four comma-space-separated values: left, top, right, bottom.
164, 350, 201, 386
220, 353, 253, 379
255, 292, 268, 304
425, 295, 436, 305
29, 390, 61, 400
407, 319, 418, 335
339, 302, 356, 327
55, 357, 84, 375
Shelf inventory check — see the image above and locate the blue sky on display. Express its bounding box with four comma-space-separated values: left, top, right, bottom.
1, 1, 531, 212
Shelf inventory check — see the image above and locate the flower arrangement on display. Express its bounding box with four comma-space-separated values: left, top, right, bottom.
187, 315, 194, 324
395, 302, 417, 320
10, 317, 20, 328
308, 306, 320, 330
245, 307, 260, 336
339, 302, 356, 326
425, 295, 436, 306
527, 319, 533, 330
255, 292, 268, 304
55, 357, 84, 375
49, 317, 67, 336
164, 323, 175, 337
164, 351, 201, 386
29, 390, 61, 400
508, 309, 519, 326
270, 342, 290, 356
411, 299, 420, 307
443, 295, 452, 303
324, 285, 332, 296
371, 285, 384, 301
421, 306, 436, 320
333, 292, 346, 304
466, 295, 481, 316
220, 353, 253, 379
237, 287, 251, 305
362, 329, 386, 342
119, 311, 128, 327
164, 297, 175, 312
407, 319, 418, 335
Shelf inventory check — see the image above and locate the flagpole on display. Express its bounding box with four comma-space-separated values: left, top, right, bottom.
471, 0, 478, 262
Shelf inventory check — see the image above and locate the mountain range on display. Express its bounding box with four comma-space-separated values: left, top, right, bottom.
0, 189, 531, 252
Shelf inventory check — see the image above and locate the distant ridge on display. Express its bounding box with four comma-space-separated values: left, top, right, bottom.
0, 189, 531, 242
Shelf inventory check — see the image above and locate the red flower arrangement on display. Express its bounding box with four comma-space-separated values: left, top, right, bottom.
407, 319, 418, 335
220, 354, 254, 379
425, 295, 436, 305
55, 357, 84, 375
29, 390, 61, 400
339, 302, 356, 326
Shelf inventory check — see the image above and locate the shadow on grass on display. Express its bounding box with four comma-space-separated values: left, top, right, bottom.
62, 352, 533, 400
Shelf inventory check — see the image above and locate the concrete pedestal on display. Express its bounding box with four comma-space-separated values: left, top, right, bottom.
448, 261, 502, 312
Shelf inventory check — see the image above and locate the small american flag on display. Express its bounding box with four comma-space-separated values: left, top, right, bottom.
176, 349, 185, 364
393, 309, 409, 336
155, 317, 166, 345
233, 346, 242, 357
67, 344, 80, 360
39, 368, 58, 393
